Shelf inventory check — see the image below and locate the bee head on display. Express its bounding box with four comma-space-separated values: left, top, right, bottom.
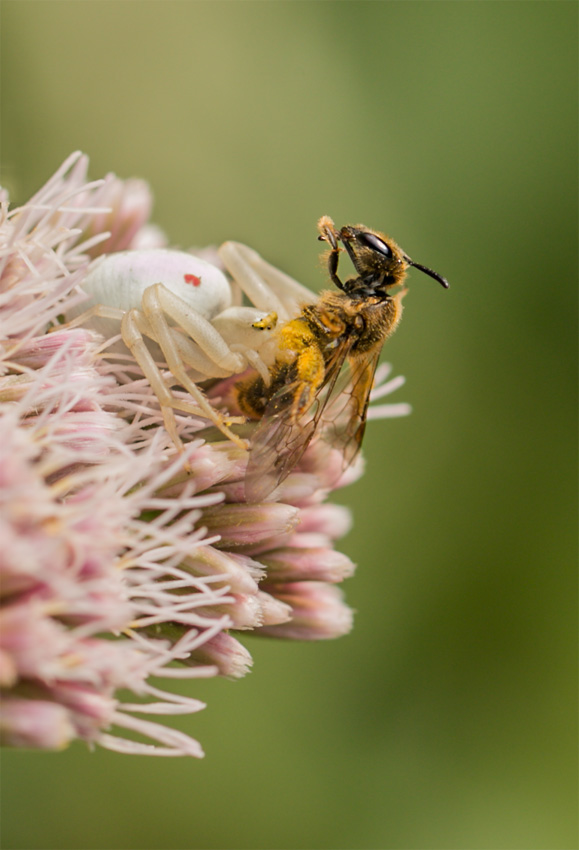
339, 224, 449, 295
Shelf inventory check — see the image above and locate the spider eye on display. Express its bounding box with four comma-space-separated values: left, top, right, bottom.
358, 232, 392, 258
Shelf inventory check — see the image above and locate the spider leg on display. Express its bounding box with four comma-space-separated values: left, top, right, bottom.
218, 242, 314, 322
58, 303, 125, 330
145, 284, 245, 374
121, 306, 247, 451
140, 286, 248, 448
211, 306, 278, 385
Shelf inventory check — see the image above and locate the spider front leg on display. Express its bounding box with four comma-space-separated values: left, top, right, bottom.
120, 309, 208, 449
143, 284, 278, 384
124, 284, 251, 449
211, 306, 278, 385
218, 241, 315, 323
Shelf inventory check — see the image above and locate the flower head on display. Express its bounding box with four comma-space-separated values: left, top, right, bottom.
0, 153, 409, 756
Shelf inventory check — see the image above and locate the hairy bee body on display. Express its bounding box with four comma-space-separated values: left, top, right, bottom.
237, 289, 403, 418
238, 216, 449, 502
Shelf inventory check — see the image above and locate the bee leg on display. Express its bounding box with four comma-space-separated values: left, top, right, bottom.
317, 216, 346, 292
277, 319, 326, 416
293, 349, 325, 415
326, 245, 346, 292
317, 215, 339, 249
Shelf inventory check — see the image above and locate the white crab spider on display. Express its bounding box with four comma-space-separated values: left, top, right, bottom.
64, 243, 315, 450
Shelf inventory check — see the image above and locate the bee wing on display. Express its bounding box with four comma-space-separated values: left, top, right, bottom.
244, 339, 354, 502
319, 345, 383, 469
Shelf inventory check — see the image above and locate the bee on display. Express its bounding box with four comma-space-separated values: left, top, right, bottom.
236, 216, 449, 502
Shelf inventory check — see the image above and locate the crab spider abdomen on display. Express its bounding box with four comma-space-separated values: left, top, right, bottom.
78, 249, 232, 318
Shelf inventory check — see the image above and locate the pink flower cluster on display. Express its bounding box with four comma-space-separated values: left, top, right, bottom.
0, 153, 409, 756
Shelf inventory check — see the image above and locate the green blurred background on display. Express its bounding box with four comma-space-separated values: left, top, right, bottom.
1, 2, 576, 848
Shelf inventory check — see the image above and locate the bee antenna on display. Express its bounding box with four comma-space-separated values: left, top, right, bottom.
407, 258, 450, 289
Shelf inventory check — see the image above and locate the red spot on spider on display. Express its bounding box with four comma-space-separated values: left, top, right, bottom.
184, 273, 202, 287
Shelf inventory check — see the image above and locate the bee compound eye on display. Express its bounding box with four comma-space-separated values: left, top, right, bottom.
358, 232, 393, 258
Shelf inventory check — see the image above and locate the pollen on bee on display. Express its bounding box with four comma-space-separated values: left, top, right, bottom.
252, 311, 278, 332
